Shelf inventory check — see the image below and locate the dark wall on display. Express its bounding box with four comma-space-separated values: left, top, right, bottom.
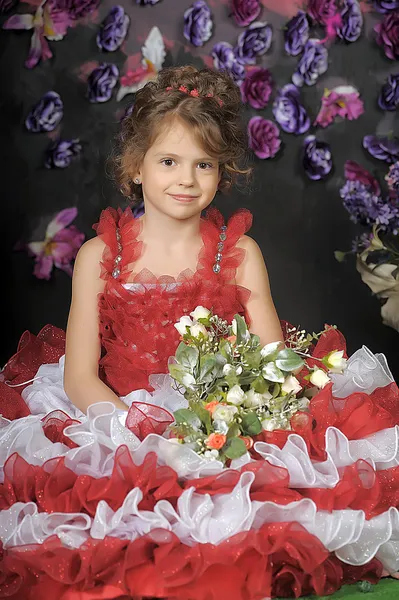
1, 0, 398, 377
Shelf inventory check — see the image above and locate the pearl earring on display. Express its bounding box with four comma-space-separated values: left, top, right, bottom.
134, 178, 141, 184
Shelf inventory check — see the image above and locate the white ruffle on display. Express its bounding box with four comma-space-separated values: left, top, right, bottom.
1, 473, 399, 573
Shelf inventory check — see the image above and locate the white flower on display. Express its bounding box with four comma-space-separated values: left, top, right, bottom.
309, 369, 331, 389
244, 388, 268, 408
235, 365, 243, 375
174, 315, 193, 335
204, 449, 219, 460
182, 373, 196, 388
281, 375, 302, 396
189, 322, 208, 338
223, 364, 235, 376
190, 306, 211, 320
212, 404, 238, 424
213, 419, 229, 434
261, 417, 279, 431
226, 384, 245, 406
231, 318, 237, 335
325, 350, 347, 373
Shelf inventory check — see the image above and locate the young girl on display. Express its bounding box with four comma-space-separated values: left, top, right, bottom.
0, 66, 398, 599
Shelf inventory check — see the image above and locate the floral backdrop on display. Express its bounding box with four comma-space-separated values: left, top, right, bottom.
1, 0, 398, 378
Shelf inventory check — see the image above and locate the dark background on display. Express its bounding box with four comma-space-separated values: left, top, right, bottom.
1, 0, 398, 377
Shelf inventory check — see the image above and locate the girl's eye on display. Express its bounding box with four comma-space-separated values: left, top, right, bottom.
161, 159, 176, 167
198, 162, 213, 169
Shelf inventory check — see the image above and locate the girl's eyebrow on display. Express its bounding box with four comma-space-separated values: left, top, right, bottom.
153, 152, 214, 161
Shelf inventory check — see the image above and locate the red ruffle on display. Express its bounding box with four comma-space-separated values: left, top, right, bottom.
94, 206, 253, 396
0, 524, 382, 599
1, 441, 399, 520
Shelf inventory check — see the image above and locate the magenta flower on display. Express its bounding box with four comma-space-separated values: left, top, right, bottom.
231, 0, 261, 27
248, 117, 281, 159
26, 208, 84, 279
240, 67, 273, 109
314, 85, 364, 128
3, 0, 71, 68
375, 12, 399, 60
344, 160, 381, 195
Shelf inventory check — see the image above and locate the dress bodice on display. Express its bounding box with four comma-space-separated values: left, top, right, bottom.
93, 206, 253, 396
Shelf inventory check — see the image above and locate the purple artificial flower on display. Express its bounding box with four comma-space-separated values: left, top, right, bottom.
378, 73, 399, 111
338, 0, 363, 43
25, 91, 63, 132
49, 0, 99, 21
183, 1, 213, 47
386, 161, 399, 193
284, 11, 310, 57
302, 135, 332, 180
234, 21, 272, 65
375, 12, 399, 60
97, 6, 130, 52
344, 160, 381, 195
0, 0, 18, 13
363, 135, 399, 164
307, 0, 336, 25
136, 0, 160, 4
87, 63, 119, 103
231, 0, 261, 27
132, 200, 145, 218
292, 39, 328, 87
247, 117, 281, 159
26, 208, 85, 279
340, 179, 399, 229
240, 67, 273, 109
272, 84, 310, 135
44, 139, 82, 169
212, 42, 245, 84
351, 232, 373, 253
373, 0, 399, 13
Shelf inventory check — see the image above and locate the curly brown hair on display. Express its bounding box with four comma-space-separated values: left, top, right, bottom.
112, 65, 252, 203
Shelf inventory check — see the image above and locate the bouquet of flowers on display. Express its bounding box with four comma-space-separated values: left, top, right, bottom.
168, 307, 346, 463
337, 159, 399, 332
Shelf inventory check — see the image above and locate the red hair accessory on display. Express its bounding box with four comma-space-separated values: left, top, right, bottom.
166, 85, 223, 106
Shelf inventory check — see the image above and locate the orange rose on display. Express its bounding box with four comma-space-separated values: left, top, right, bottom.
226, 335, 237, 345
239, 436, 254, 450
204, 400, 224, 414
206, 433, 226, 450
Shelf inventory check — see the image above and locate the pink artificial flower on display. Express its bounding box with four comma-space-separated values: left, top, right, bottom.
27, 207, 84, 279
314, 85, 364, 128
344, 160, 381, 196
3, 0, 70, 68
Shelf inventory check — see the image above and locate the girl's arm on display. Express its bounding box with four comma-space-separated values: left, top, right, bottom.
64, 238, 128, 413
235, 235, 284, 345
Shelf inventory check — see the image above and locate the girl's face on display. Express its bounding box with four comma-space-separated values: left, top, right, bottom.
136, 117, 220, 220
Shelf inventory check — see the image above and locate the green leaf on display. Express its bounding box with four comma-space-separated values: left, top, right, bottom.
252, 376, 268, 394
175, 343, 199, 372
234, 314, 250, 346
244, 350, 262, 370
219, 338, 233, 360
262, 362, 285, 383
226, 422, 241, 439
173, 409, 201, 429
168, 363, 188, 385
334, 250, 347, 263
198, 355, 217, 383
275, 349, 305, 372
189, 401, 212, 435
223, 437, 247, 460
260, 341, 283, 362
241, 412, 262, 436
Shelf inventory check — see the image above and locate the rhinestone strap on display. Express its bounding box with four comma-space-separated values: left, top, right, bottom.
112, 228, 122, 279
212, 224, 227, 274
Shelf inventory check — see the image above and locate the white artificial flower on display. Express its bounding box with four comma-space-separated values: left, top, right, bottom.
244, 388, 265, 408
190, 306, 211, 320
226, 384, 245, 406
212, 404, 238, 424
235, 365, 243, 375
182, 373, 196, 388
231, 319, 237, 335
261, 417, 279, 431
189, 322, 209, 338
281, 375, 302, 395
174, 315, 193, 335
204, 449, 219, 459
309, 369, 331, 389
213, 419, 229, 434
223, 364, 235, 376
325, 350, 347, 373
